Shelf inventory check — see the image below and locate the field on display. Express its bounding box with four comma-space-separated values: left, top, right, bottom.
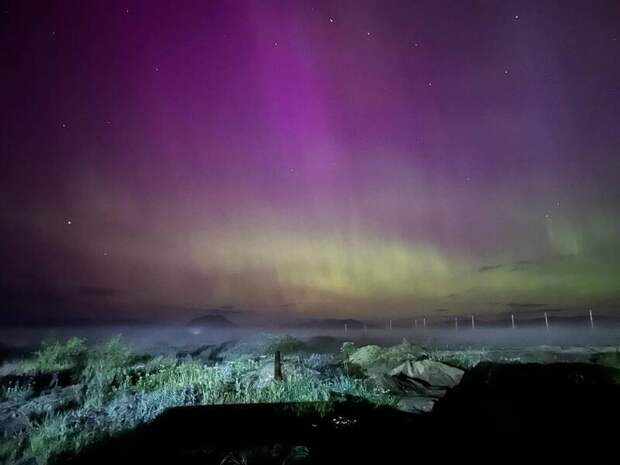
1, 327, 620, 464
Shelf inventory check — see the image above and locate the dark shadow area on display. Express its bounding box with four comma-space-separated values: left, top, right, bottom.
62, 362, 620, 464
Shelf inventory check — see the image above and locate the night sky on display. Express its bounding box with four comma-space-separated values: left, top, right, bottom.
1, 0, 620, 324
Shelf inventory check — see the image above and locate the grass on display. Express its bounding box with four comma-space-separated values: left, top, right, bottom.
0, 338, 395, 465
0, 383, 34, 402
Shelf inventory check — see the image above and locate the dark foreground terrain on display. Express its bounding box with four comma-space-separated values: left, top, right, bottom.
64, 362, 620, 465
2, 335, 620, 464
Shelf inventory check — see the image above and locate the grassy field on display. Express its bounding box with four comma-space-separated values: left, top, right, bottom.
0, 336, 395, 465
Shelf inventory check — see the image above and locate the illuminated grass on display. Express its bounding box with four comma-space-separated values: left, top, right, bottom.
0, 338, 395, 465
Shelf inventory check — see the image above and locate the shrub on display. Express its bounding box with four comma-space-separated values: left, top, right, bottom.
79, 337, 136, 408
33, 337, 87, 373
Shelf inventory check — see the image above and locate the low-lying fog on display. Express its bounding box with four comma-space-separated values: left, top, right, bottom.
2, 325, 619, 357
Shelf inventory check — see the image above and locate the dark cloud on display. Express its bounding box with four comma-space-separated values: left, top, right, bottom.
510, 254, 576, 271
478, 264, 503, 273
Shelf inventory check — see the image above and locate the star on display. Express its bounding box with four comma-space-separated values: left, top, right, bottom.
329, 17, 334, 24
427, 81, 432, 87
504, 69, 510, 75
367, 31, 371, 37
514, 15, 519, 20
66, 219, 72, 225
413, 42, 419, 47
61, 123, 67, 128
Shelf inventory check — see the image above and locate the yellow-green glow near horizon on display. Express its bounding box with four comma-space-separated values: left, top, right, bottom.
3, 1, 620, 323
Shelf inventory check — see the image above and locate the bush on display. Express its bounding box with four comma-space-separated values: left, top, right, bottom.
33, 337, 87, 373
79, 337, 136, 408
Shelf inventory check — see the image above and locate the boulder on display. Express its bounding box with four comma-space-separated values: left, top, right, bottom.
389, 360, 464, 388
348, 345, 384, 368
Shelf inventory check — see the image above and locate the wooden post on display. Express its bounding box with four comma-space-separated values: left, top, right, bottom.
344, 323, 348, 334
423, 317, 426, 330
414, 319, 418, 329
544, 312, 549, 331
589, 309, 594, 329
511, 314, 515, 329
274, 350, 283, 381
455, 316, 458, 331
471, 314, 475, 329
389, 319, 393, 330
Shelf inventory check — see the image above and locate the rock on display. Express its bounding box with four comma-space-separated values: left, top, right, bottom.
0, 400, 31, 436
250, 360, 321, 389
348, 345, 384, 368
348, 341, 426, 372
389, 360, 464, 388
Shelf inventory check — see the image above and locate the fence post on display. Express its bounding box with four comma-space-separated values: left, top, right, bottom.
274, 350, 283, 381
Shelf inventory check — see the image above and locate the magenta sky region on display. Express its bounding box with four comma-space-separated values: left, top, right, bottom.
1, 1, 620, 323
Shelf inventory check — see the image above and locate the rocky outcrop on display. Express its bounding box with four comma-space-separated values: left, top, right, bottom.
346, 343, 464, 414
390, 360, 464, 388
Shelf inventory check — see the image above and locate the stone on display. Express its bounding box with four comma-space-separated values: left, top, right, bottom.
389, 360, 464, 388
348, 345, 384, 368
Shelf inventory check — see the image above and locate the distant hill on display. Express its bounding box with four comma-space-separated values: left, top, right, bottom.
187, 314, 236, 328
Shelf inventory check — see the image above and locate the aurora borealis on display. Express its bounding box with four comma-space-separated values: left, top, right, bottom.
1, 0, 620, 323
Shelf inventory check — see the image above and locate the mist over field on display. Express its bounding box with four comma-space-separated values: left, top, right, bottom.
2, 324, 619, 358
